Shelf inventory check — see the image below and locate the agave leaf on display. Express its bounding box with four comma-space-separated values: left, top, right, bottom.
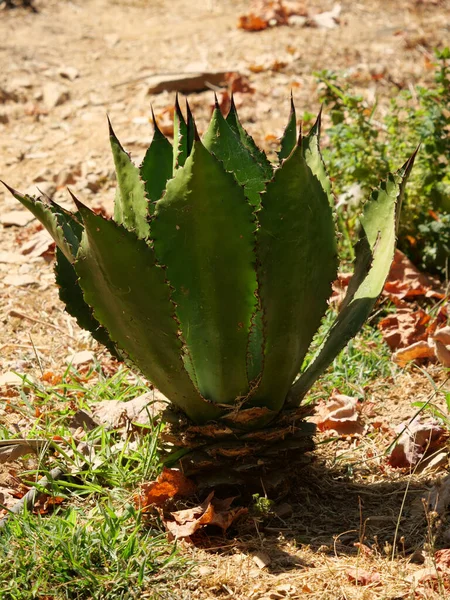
278, 94, 297, 161
302, 110, 333, 204
226, 96, 273, 180
55, 247, 121, 359
185, 100, 196, 156
74, 199, 221, 423
109, 120, 150, 239
288, 152, 417, 405
203, 100, 268, 206
139, 111, 173, 208
152, 140, 258, 404
173, 94, 188, 171
247, 306, 264, 384
251, 138, 338, 412
2, 184, 81, 263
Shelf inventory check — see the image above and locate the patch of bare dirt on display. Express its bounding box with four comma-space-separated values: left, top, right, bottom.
1, 0, 450, 598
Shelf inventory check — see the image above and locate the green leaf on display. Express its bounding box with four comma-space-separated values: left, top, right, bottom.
226, 97, 273, 180
278, 94, 297, 161
172, 95, 188, 171
247, 307, 264, 384
302, 110, 333, 205
74, 200, 220, 423
186, 100, 196, 156
251, 139, 338, 412
152, 140, 258, 404
288, 152, 417, 405
139, 112, 173, 208
55, 248, 121, 359
203, 101, 268, 206
2, 184, 81, 263
109, 120, 150, 239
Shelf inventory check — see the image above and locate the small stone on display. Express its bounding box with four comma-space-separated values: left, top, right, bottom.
42, 82, 70, 110
0, 211, 35, 227
66, 350, 95, 367
58, 66, 79, 81
0, 113, 9, 124
0, 251, 27, 264
409, 549, 425, 564
4, 274, 36, 287
0, 371, 24, 387
252, 551, 271, 569
274, 502, 293, 519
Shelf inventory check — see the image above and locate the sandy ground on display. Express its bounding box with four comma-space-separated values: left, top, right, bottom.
1, 0, 450, 598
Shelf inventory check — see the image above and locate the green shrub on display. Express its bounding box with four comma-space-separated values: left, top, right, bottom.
316, 47, 450, 276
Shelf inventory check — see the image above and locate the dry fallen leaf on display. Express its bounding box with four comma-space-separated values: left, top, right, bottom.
135, 468, 197, 510
163, 491, 247, 540
383, 250, 444, 303
378, 308, 430, 351
20, 228, 54, 258
237, 0, 308, 32
314, 392, 364, 435
388, 417, 447, 469
92, 390, 167, 429
392, 340, 435, 367
433, 339, 450, 368
426, 474, 450, 515
346, 567, 381, 585
307, 4, 341, 29
0, 439, 48, 464
433, 326, 450, 345
435, 549, 450, 572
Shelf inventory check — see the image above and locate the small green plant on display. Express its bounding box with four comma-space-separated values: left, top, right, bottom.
0, 365, 185, 599
316, 47, 450, 275
5, 97, 414, 484
251, 493, 275, 517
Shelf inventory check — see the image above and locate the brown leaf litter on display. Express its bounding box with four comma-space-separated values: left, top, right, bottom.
388, 416, 448, 469
312, 392, 365, 436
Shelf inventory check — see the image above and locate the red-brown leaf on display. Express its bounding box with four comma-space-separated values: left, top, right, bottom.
135, 468, 197, 509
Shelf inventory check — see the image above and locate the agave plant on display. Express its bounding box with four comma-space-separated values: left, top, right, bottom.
4, 97, 415, 487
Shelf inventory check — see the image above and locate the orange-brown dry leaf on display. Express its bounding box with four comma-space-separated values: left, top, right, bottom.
392, 340, 435, 367
330, 272, 353, 306
383, 249, 444, 303
378, 308, 430, 351
155, 106, 174, 137
238, 14, 269, 31
135, 468, 197, 509
237, 0, 307, 31
163, 492, 247, 540
225, 72, 255, 95
346, 568, 381, 585
313, 392, 364, 435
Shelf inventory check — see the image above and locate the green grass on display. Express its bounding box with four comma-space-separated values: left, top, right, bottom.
0, 364, 188, 600
302, 305, 396, 403
0, 320, 397, 598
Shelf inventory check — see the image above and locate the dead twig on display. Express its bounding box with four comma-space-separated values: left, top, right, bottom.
9, 309, 76, 340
